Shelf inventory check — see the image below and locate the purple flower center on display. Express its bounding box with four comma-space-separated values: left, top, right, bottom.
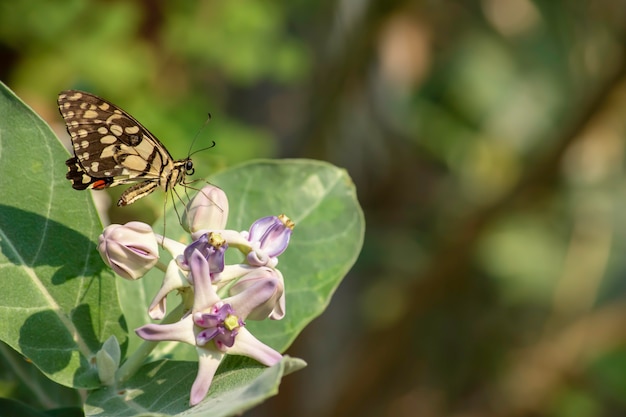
194, 304, 244, 349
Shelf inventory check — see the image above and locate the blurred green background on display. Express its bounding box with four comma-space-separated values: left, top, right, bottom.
3, 0, 626, 416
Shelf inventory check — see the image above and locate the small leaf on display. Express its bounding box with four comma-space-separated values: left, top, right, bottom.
96, 336, 121, 386
0, 82, 128, 388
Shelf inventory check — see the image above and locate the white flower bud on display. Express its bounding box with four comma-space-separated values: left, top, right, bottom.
98, 222, 159, 280
182, 185, 229, 234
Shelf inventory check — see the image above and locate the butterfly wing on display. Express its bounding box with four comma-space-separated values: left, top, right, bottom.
58, 90, 177, 191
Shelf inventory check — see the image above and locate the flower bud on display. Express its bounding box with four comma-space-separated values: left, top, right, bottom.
98, 222, 159, 280
182, 185, 229, 234
246, 214, 294, 267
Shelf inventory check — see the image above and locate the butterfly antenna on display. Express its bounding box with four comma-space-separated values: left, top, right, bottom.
187, 113, 214, 158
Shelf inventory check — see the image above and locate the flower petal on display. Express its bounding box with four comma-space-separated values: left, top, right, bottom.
212, 263, 256, 286
248, 215, 292, 257
190, 347, 224, 406
246, 251, 272, 268
135, 315, 196, 345
269, 288, 286, 320
189, 250, 220, 312
226, 328, 282, 366
227, 267, 284, 320
148, 259, 189, 320
155, 234, 187, 260
247, 216, 278, 243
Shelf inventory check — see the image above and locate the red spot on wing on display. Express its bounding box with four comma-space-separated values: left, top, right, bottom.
92, 180, 108, 190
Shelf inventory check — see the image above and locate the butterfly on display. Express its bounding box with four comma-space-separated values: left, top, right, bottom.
58, 90, 195, 206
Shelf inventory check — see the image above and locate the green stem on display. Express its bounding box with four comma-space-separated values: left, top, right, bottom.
115, 303, 185, 384
155, 260, 168, 273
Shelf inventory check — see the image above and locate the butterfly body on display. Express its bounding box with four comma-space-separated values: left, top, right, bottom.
58, 90, 194, 206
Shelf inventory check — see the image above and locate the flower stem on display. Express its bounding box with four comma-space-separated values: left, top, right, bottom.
155, 260, 168, 273
115, 303, 185, 384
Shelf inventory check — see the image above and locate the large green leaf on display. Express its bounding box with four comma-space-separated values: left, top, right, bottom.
211, 159, 364, 350
0, 82, 128, 389
85, 356, 306, 416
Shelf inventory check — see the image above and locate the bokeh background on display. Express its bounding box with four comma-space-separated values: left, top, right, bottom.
2, 0, 626, 416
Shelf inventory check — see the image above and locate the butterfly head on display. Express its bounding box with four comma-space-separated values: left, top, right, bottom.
184, 159, 195, 176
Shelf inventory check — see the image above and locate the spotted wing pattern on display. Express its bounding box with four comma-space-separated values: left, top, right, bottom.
58, 90, 193, 206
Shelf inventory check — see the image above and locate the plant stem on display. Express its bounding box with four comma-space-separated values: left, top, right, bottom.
115, 303, 185, 384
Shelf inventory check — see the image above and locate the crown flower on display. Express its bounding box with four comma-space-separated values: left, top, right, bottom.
135, 250, 283, 405
102, 185, 295, 407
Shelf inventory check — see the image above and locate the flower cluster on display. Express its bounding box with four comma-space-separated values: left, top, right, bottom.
97, 185, 294, 406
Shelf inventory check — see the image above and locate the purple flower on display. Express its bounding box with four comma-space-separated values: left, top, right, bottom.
148, 232, 227, 320
98, 222, 159, 280
136, 249, 283, 406
245, 214, 294, 267
194, 303, 244, 348
181, 232, 227, 277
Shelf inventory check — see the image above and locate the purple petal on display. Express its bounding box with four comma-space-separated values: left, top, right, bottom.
135, 315, 196, 345
183, 234, 209, 267
248, 216, 292, 257
194, 305, 230, 328
247, 216, 278, 243
208, 245, 226, 275
189, 250, 220, 312
225, 273, 281, 319
259, 227, 291, 257
196, 327, 223, 346
214, 329, 238, 349
183, 233, 227, 275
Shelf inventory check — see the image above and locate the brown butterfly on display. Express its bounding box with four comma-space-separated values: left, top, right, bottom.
58, 90, 194, 206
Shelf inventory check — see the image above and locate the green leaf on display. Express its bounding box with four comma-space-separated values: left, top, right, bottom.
211, 159, 365, 350
0, 398, 84, 417
0, 82, 364, 415
0, 82, 128, 389
85, 356, 306, 416
0, 341, 82, 409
